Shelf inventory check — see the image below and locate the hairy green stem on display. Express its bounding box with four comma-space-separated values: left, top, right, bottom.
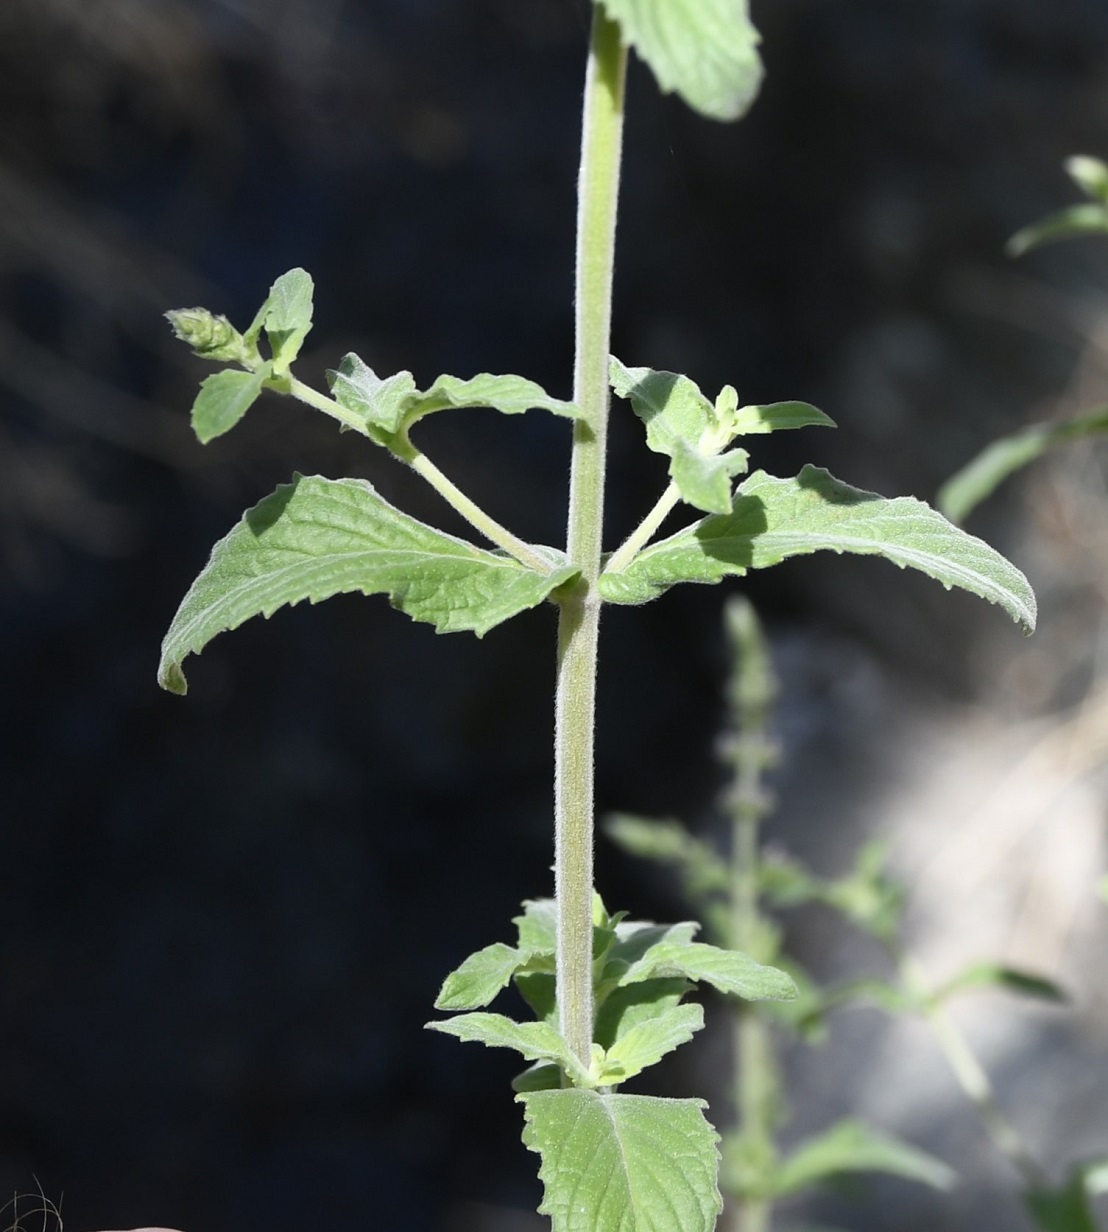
554, 7, 627, 1066
604, 480, 682, 575
725, 599, 779, 1232
897, 952, 1047, 1189
287, 377, 554, 573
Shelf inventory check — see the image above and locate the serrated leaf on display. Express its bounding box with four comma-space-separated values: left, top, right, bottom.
596, 0, 763, 123
1007, 203, 1108, 257
426, 1012, 591, 1086
773, 1119, 955, 1197
600, 465, 1037, 632
158, 474, 575, 694
264, 267, 314, 370
928, 962, 1066, 1008
938, 408, 1108, 523
190, 369, 266, 443
520, 1089, 723, 1232
328, 353, 418, 443
434, 942, 524, 1011
620, 940, 797, 1002
598, 1003, 704, 1084
731, 400, 837, 435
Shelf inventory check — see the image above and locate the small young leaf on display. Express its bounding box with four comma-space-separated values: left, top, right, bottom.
514, 898, 559, 955
600, 465, 1037, 632
620, 940, 797, 1002
190, 369, 266, 443
165, 308, 250, 364
597, 1002, 704, 1084
1007, 203, 1108, 257
264, 267, 314, 371
426, 1012, 592, 1087
605, 814, 731, 897
772, 1119, 956, 1196
520, 1089, 723, 1232
434, 942, 524, 1011
671, 440, 750, 515
937, 408, 1108, 524
596, 0, 763, 123
328, 353, 418, 444
927, 962, 1067, 1008
730, 400, 837, 436
158, 475, 575, 694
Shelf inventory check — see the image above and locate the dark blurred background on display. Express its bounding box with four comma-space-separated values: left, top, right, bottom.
3, 1, 1108, 1229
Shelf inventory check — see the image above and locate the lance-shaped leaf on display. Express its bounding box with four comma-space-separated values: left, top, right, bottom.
730, 399, 836, 436
434, 942, 525, 1012
158, 474, 575, 694
520, 1089, 723, 1232
596, 1002, 704, 1085
938, 408, 1108, 523
596, 0, 763, 123
606, 813, 732, 896
926, 962, 1066, 1008
263, 267, 314, 372
329, 355, 580, 450
190, 369, 267, 443
1008, 204, 1108, 257
427, 1013, 595, 1089
620, 940, 797, 1002
772, 1119, 955, 1197
600, 465, 1037, 632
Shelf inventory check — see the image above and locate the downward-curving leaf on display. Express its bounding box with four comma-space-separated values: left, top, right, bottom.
425, 1012, 588, 1081
773, 1119, 955, 1197
191, 369, 266, 443
158, 474, 575, 694
405, 372, 579, 422
1007, 204, 1108, 257
520, 1089, 723, 1232
620, 940, 797, 1002
434, 942, 524, 1011
600, 465, 1037, 631
596, 0, 763, 123
938, 409, 1108, 523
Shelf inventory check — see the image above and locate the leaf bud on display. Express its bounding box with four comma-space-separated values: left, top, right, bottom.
165, 308, 249, 363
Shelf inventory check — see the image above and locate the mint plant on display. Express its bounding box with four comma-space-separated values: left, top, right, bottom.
611, 598, 1106, 1232
160, 5, 1036, 1228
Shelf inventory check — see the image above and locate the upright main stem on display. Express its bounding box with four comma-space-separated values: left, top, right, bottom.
554, 9, 627, 1066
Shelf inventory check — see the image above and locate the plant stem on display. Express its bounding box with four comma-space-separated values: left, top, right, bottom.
287, 377, 555, 573
897, 952, 1047, 1189
553, 7, 627, 1066
604, 480, 682, 575
724, 598, 779, 1232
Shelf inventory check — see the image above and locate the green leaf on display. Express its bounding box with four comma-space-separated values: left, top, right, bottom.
605, 813, 731, 898
600, 465, 1037, 633
158, 474, 575, 694
597, 1003, 704, 1084
620, 940, 797, 1002
264, 267, 314, 371
937, 408, 1108, 523
190, 369, 267, 443
1028, 1178, 1101, 1232
772, 1119, 956, 1197
730, 400, 837, 436
520, 1089, 723, 1232
512, 1061, 564, 1093
671, 441, 751, 515
594, 978, 691, 1050
426, 1012, 592, 1087
927, 962, 1067, 1008
514, 898, 559, 955
1007, 203, 1108, 257
165, 307, 250, 365
434, 942, 524, 1011
1067, 155, 1108, 204
329, 356, 579, 451
609, 920, 701, 967
596, 0, 763, 123
515, 972, 558, 1025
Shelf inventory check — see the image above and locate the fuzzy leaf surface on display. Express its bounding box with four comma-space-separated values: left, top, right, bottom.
426, 1013, 591, 1086
598, 1003, 704, 1084
520, 1089, 723, 1232
263, 267, 314, 370
620, 940, 796, 1002
191, 369, 266, 443
158, 474, 574, 693
773, 1119, 956, 1196
938, 408, 1108, 523
600, 465, 1037, 631
596, 0, 762, 122
730, 400, 836, 435
434, 942, 523, 1011
514, 899, 559, 955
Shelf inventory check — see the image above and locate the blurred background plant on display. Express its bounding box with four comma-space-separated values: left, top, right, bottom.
2, 1, 1108, 1230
